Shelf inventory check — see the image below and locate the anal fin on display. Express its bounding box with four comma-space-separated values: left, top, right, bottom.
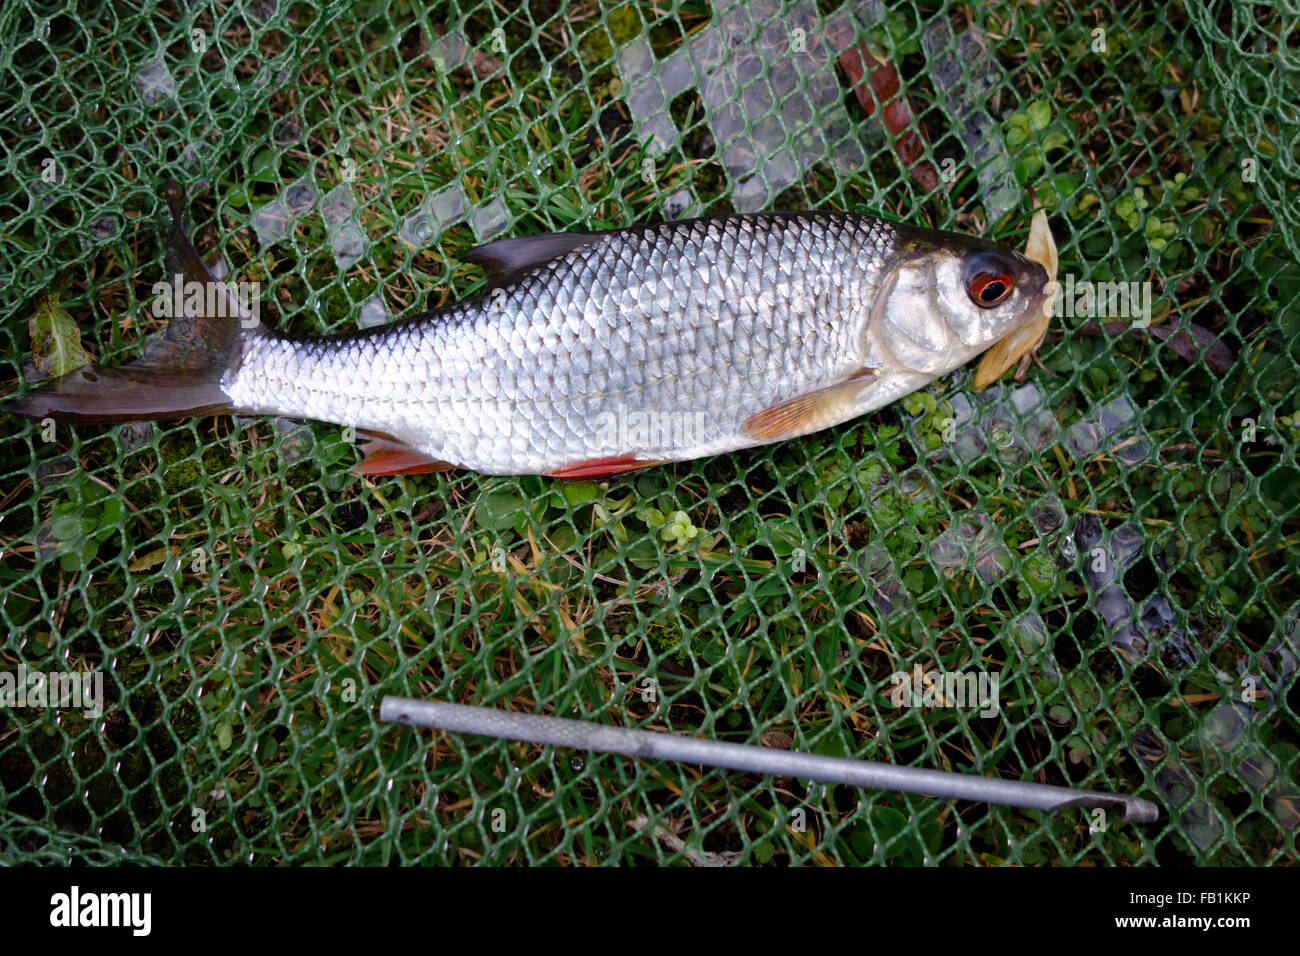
354, 431, 456, 475
545, 454, 667, 479
741, 368, 878, 441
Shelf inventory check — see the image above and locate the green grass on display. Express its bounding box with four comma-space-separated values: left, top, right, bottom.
0, 0, 1297, 865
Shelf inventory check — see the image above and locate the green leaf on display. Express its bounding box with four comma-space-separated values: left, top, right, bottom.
1027, 99, 1052, 130
811, 731, 852, 759
28, 294, 91, 378
1022, 551, 1057, 596
1005, 115, 1030, 149
49, 514, 84, 543
97, 498, 124, 530
1041, 129, 1070, 153
870, 806, 909, 836
1261, 466, 1300, 512
765, 519, 803, 557
627, 536, 657, 567
475, 489, 524, 532
561, 481, 601, 506
548, 524, 576, 550
918, 807, 945, 854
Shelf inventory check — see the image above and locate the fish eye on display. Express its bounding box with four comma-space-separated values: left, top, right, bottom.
964, 252, 1016, 308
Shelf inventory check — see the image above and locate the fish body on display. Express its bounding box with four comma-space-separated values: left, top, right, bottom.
5, 187, 1048, 476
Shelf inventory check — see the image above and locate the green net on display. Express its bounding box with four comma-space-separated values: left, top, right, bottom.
1, 0, 1297, 866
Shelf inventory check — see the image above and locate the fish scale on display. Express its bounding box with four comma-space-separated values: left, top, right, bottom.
5, 194, 1048, 479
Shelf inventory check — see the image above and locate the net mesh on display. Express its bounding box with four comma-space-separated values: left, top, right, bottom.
1, 0, 1297, 865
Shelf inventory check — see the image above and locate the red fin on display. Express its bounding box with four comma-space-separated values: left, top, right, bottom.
740, 368, 878, 441
354, 432, 456, 475
545, 455, 666, 479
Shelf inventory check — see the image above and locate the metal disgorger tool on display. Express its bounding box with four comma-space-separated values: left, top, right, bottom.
379, 696, 1161, 824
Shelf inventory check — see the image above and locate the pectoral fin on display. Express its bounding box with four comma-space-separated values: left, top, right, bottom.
354, 431, 456, 475
740, 369, 878, 441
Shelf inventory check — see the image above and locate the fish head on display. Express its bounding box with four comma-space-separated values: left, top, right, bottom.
874, 227, 1049, 372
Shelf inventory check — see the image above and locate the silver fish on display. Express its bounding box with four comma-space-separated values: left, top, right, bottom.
4, 182, 1048, 477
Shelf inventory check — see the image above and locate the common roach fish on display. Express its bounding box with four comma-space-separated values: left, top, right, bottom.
4, 182, 1048, 477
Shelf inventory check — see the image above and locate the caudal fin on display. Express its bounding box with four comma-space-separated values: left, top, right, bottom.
3, 180, 254, 424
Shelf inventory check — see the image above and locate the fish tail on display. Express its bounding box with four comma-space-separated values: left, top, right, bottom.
2, 179, 255, 425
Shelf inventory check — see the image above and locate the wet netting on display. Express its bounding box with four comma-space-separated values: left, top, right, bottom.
1, 0, 1297, 866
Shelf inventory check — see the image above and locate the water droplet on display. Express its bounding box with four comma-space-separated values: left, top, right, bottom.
358, 296, 389, 329
89, 215, 118, 240
133, 60, 176, 105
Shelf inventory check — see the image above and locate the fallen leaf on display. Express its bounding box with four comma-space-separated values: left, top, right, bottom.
836, 40, 938, 192
129, 546, 175, 572
1075, 319, 1235, 375
28, 294, 90, 379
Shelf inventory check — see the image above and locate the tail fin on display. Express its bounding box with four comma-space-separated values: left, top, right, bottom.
3, 180, 254, 424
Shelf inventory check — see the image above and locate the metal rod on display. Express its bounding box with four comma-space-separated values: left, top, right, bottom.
379, 696, 1160, 823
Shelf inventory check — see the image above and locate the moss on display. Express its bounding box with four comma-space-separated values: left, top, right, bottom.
201, 439, 236, 475
151, 433, 205, 519
644, 618, 688, 664
577, 6, 643, 70
161, 458, 202, 496
122, 475, 161, 516
578, 25, 613, 68
608, 7, 643, 45
156, 431, 195, 465
318, 278, 382, 326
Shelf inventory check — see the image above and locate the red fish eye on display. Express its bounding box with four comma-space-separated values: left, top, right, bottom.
967, 270, 1014, 307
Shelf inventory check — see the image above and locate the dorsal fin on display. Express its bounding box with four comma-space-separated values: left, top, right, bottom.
460, 232, 599, 287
